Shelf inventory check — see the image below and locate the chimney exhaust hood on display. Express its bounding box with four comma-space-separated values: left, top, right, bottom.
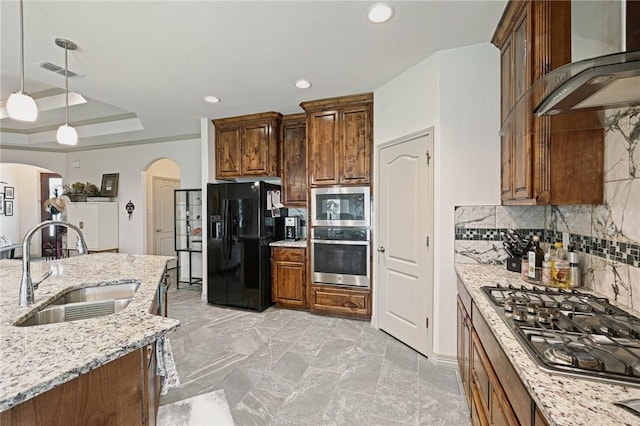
535, 49, 640, 116
499, 49, 640, 137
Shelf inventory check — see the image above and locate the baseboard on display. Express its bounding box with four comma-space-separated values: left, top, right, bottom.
428, 352, 458, 368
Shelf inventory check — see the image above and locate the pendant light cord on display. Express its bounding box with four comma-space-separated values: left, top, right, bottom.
64, 44, 69, 126
19, 0, 25, 93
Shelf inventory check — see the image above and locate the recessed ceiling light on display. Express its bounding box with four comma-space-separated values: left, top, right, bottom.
295, 80, 312, 89
368, 3, 394, 24
204, 95, 220, 103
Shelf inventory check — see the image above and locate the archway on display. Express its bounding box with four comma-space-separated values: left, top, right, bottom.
0, 163, 63, 257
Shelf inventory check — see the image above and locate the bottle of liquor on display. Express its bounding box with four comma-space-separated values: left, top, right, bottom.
527, 235, 544, 281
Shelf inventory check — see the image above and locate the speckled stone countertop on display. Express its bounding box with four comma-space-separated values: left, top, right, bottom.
269, 240, 307, 248
0, 253, 181, 412
456, 263, 640, 426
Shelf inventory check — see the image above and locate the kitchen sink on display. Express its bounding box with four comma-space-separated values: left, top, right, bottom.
47, 282, 140, 304
16, 282, 140, 327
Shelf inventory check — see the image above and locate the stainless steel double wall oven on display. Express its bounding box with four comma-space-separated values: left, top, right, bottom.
310, 186, 371, 288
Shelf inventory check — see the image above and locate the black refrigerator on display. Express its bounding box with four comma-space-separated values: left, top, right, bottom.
207, 182, 284, 311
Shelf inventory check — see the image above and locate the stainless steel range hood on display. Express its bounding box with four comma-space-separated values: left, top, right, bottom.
535, 49, 640, 116
499, 49, 640, 137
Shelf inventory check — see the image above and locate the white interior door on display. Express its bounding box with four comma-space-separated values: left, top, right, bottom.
377, 129, 434, 356
153, 177, 180, 256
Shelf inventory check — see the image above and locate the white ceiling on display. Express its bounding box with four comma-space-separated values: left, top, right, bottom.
0, 0, 507, 152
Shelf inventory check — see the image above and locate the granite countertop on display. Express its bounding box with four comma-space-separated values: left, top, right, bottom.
270, 240, 307, 248
455, 263, 640, 426
0, 253, 181, 411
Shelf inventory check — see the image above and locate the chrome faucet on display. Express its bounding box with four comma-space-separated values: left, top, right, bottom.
19, 220, 89, 307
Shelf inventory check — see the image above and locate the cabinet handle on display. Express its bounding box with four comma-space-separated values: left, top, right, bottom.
156, 229, 161, 232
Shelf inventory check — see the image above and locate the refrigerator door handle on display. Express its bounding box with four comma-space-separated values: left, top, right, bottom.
227, 203, 233, 260
222, 199, 229, 260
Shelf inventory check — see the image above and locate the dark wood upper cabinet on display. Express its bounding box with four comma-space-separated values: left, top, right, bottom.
213, 112, 282, 179
280, 113, 307, 206
493, 0, 603, 205
301, 93, 373, 187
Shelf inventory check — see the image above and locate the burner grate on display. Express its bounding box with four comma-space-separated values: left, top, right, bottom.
482, 285, 640, 387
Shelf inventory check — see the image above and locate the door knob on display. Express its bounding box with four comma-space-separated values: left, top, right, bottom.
378, 246, 385, 253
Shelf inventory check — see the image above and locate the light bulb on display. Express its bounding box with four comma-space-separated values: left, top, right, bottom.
7, 91, 38, 121
368, 3, 394, 24
56, 124, 78, 145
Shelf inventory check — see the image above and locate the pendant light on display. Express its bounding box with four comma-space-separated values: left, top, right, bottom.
7, 0, 38, 122
55, 38, 78, 146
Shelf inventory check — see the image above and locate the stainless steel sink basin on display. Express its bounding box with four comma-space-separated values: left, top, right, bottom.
48, 282, 140, 304
16, 282, 140, 327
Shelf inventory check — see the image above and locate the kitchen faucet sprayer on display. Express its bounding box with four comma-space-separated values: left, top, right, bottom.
19, 220, 89, 307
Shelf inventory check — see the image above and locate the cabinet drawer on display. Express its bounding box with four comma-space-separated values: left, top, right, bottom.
272, 247, 305, 262
310, 285, 370, 318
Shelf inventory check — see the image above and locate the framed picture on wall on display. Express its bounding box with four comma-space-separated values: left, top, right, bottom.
4, 201, 13, 216
100, 173, 119, 197
4, 186, 14, 199
0, 194, 3, 215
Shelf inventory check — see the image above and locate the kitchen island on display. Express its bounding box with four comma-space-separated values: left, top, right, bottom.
0, 253, 180, 419
456, 263, 640, 425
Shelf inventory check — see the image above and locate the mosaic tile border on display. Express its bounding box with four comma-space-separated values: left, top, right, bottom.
455, 227, 640, 268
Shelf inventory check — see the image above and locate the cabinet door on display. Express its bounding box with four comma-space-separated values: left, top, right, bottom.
216, 124, 243, 178
308, 110, 340, 185
271, 248, 306, 308
243, 121, 272, 176
457, 297, 472, 407
281, 116, 307, 206
272, 260, 306, 307
511, 7, 533, 201
500, 36, 514, 202
340, 106, 371, 184
67, 203, 100, 249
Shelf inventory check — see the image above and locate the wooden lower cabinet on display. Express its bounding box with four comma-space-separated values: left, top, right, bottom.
271, 247, 307, 309
472, 332, 519, 426
309, 284, 370, 320
457, 277, 549, 426
0, 347, 157, 426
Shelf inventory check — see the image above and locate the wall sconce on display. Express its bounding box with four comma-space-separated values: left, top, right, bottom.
125, 200, 135, 220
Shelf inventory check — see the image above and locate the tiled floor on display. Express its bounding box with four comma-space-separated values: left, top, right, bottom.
160, 285, 470, 425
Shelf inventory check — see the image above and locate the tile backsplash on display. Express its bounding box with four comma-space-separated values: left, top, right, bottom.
455, 108, 639, 310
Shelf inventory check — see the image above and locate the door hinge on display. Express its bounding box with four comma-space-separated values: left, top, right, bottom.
426, 236, 429, 247
425, 150, 431, 165
425, 317, 429, 328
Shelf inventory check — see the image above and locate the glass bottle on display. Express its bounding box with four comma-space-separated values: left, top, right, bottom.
541, 253, 552, 286
551, 242, 570, 287
521, 255, 529, 281
527, 235, 544, 281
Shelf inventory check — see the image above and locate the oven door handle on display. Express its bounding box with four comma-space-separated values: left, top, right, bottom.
311, 239, 370, 245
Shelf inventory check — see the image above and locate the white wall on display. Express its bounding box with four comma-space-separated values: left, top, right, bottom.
374, 42, 501, 360
64, 138, 201, 254
0, 149, 66, 176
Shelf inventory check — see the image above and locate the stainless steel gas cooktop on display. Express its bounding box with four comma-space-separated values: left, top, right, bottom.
482, 284, 640, 387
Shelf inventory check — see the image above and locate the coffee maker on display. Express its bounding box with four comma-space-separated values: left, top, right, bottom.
284, 217, 300, 241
